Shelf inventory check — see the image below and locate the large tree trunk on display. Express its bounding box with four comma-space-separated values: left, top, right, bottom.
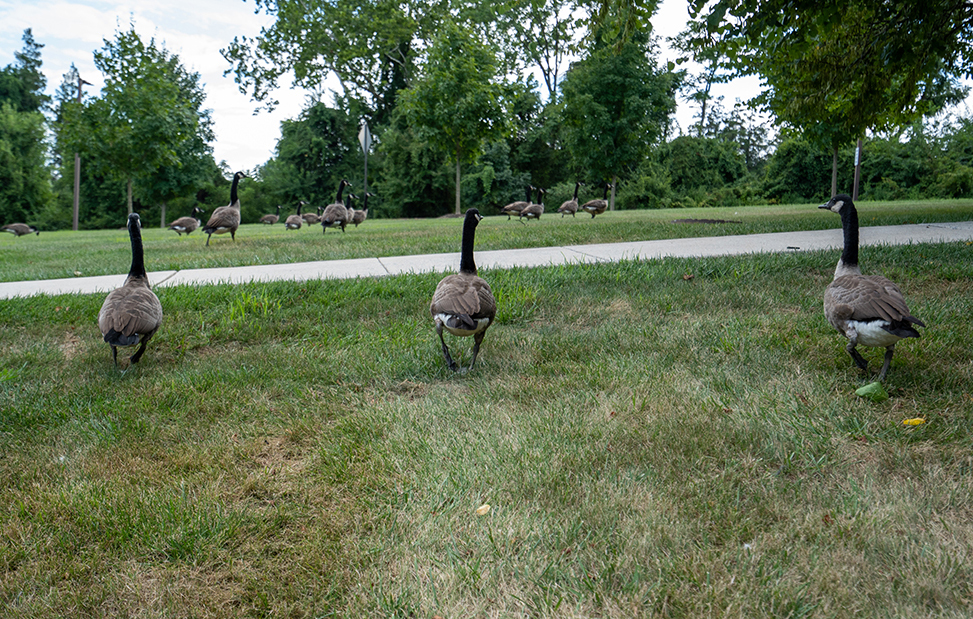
127, 178, 134, 216
455, 157, 461, 215
160, 201, 167, 229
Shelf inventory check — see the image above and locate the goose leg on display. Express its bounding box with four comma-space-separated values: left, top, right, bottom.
846, 341, 870, 373
468, 331, 486, 371
437, 325, 459, 372
877, 346, 895, 382
206, 233, 212, 247
111, 345, 119, 368
130, 337, 150, 365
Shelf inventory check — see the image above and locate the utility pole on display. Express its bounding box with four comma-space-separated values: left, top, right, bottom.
72, 76, 92, 231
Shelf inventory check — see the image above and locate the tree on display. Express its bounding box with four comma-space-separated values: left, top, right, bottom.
0, 30, 53, 225
684, 0, 971, 191
0, 29, 49, 114
397, 22, 508, 214
62, 26, 214, 222
560, 36, 677, 210
0, 103, 52, 225
221, 0, 445, 120
494, 0, 579, 101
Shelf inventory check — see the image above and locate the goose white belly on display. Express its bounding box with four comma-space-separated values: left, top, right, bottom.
435, 314, 491, 337
850, 320, 901, 348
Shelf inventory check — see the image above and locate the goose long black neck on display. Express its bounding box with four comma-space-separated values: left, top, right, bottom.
127, 214, 147, 278
336, 181, 348, 202
574, 182, 581, 200
229, 173, 243, 206
459, 209, 480, 275
839, 202, 859, 268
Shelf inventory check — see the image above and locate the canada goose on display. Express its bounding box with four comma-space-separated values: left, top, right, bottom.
284, 202, 304, 230
166, 206, 205, 236
98, 213, 163, 368
322, 179, 352, 233
581, 183, 612, 218
1, 223, 39, 236
519, 187, 545, 222
202, 171, 247, 246
557, 181, 585, 218
500, 185, 534, 220
430, 208, 496, 372
352, 192, 373, 227
302, 205, 321, 225
259, 205, 281, 224
820, 194, 925, 381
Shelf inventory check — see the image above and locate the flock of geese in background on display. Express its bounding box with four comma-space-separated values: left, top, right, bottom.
2, 171, 926, 380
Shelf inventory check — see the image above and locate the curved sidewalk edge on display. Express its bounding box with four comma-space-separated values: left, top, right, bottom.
1, 221, 971, 300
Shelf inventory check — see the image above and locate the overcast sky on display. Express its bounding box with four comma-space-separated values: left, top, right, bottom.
0, 0, 765, 173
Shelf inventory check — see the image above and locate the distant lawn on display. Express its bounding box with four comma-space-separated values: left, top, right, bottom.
1, 240, 971, 617
1, 198, 971, 283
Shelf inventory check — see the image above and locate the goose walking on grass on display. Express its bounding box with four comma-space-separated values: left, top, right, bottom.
284, 202, 304, 230
557, 181, 585, 218
350, 192, 373, 227
519, 187, 545, 222
203, 171, 247, 246
98, 213, 163, 369
820, 194, 925, 381
259, 205, 281, 225
501, 185, 534, 220
302, 205, 321, 225
1, 223, 39, 236
322, 179, 352, 233
430, 208, 496, 372
167, 206, 205, 236
581, 182, 612, 218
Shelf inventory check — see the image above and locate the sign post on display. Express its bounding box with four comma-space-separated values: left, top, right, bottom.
358, 123, 372, 200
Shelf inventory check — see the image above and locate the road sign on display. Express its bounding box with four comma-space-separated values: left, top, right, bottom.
358, 123, 372, 152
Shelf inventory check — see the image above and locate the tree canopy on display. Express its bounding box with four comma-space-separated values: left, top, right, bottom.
397, 22, 508, 214
684, 0, 973, 144
61, 26, 214, 221
560, 36, 677, 209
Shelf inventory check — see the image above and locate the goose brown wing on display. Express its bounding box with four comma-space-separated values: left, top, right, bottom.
431, 274, 496, 319
205, 205, 240, 230
431, 274, 480, 317
828, 275, 918, 324
99, 283, 163, 341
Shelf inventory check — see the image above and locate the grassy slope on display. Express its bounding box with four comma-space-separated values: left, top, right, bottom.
0, 202, 972, 617
0, 199, 971, 283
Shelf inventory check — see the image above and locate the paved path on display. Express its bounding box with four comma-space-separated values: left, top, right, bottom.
1, 221, 971, 300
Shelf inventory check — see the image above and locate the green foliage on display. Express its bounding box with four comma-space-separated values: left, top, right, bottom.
761, 138, 842, 203
272, 102, 361, 207
663, 135, 747, 196
60, 25, 214, 221
398, 21, 509, 214
220, 0, 440, 118
0, 29, 49, 114
375, 107, 453, 218
685, 0, 972, 147
560, 37, 677, 204
0, 103, 52, 225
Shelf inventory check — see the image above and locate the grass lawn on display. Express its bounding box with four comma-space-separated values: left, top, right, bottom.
1, 201, 972, 617
1, 198, 971, 283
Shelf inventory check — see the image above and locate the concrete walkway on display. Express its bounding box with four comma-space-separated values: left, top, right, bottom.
1, 220, 971, 300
